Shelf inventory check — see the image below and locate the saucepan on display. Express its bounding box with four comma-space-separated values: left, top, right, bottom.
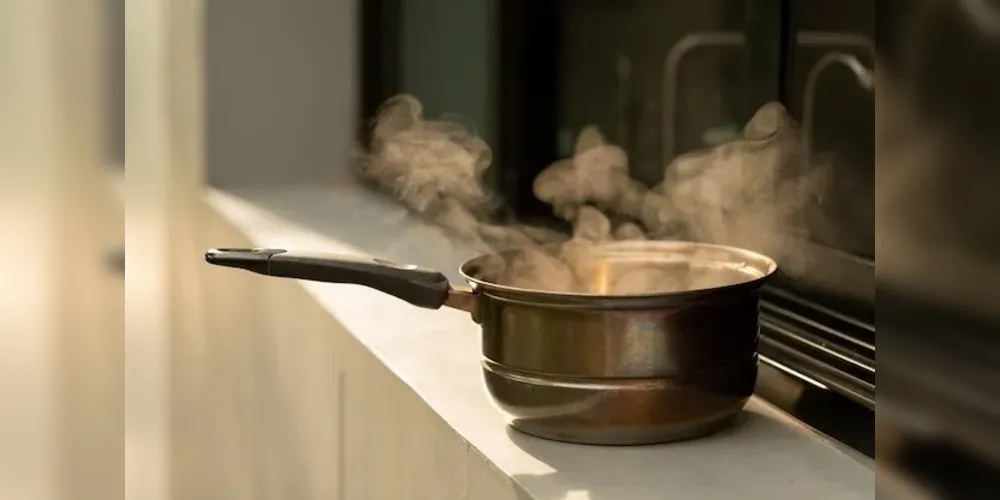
205, 241, 778, 445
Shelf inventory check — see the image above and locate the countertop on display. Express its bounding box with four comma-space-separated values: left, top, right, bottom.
205, 183, 875, 500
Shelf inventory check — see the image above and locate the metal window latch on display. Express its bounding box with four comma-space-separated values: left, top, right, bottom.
803, 52, 875, 163
661, 31, 747, 163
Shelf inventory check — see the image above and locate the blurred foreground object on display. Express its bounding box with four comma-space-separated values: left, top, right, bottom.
108, 247, 126, 277
0, 1, 122, 500
878, 0, 1000, 496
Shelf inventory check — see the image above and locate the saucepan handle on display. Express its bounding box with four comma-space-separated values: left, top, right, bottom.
205, 248, 453, 310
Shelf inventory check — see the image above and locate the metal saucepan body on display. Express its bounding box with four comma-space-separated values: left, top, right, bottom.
205, 241, 778, 445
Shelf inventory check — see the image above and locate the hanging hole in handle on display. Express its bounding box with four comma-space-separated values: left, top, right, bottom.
372, 257, 420, 271
214, 248, 273, 254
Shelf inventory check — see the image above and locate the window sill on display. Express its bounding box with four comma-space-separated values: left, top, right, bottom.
204, 182, 874, 499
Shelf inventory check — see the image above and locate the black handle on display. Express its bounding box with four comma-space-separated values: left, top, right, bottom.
205, 248, 452, 310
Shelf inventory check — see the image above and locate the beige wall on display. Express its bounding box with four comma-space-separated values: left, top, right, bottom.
176, 202, 528, 500
174, 205, 349, 498
203, 0, 358, 187
124, 1, 530, 497
107, 0, 125, 165
0, 1, 122, 499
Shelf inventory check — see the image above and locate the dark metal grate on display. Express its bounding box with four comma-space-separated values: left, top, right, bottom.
759, 285, 875, 408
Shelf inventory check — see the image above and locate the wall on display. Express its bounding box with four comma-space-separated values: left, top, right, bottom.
204, 0, 358, 187
107, 0, 125, 166
0, 3, 121, 500
179, 202, 527, 500
200, 0, 494, 186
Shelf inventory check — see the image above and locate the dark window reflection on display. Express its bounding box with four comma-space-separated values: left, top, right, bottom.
369, 0, 876, 301
787, 1, 875, 258
552, 0, 750, 186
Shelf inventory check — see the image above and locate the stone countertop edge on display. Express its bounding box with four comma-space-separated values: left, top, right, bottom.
204, 186, 875, 500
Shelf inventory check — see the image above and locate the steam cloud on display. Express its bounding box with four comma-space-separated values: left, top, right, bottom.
358, 95, 827, 294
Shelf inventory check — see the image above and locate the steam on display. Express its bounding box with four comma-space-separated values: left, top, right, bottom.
659, 103, 827, 276
359, 94, 827, 293
360, 95, 565, 254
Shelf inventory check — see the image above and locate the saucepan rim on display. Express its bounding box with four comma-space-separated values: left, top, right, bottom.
458, 240, 779, 300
